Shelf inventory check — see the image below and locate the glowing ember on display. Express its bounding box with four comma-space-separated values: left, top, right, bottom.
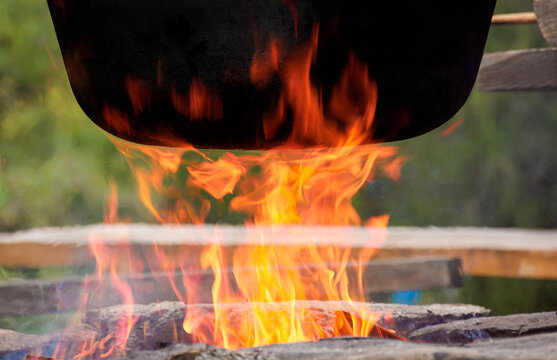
54, 22, 406, 358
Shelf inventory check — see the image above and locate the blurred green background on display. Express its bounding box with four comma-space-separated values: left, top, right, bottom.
0, 0, 556, 328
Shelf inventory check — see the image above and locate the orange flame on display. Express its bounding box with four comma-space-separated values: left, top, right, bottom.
283, 0, 298, 37
101, 28, 404, 350
125, 76, 152, 115
250, 37, 281, 87
440, 117, 464, 137
171, 79, 223, 121
102, 105, 131, 137
65, 22, 406, 357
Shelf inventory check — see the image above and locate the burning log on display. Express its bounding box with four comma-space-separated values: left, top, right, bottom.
408, 311, 557, 344
81, 300, 489, 353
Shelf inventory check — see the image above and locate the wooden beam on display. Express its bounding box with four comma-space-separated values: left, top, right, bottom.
1, 225, 556, 279
0, 257, 462, 317
477, 48, 557, 91
534, 0, 557, 46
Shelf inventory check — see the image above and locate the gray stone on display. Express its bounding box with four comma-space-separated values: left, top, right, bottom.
0, 329, 47, 354
0, 301, 490, 358
123, 332, 557, 360
0, 325, 96, 358
370, 303, 491, 336
409, 312, 557, 344
84, 301, 192, 352
82, 300, 489, 353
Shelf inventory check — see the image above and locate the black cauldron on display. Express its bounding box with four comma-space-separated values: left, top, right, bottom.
47, 0, 496, 149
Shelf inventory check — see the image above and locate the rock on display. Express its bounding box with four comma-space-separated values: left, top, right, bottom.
409, 311, 557, 344
370, 303, 490, 336
84, 301, 193, 352
0, 325, 96, 359
124, 332, 557, 360
0, 329, 47, 355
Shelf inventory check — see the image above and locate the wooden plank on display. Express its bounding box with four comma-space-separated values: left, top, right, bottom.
0, 257, 462, 317
375, 227, 557, 280
477, 48, 557, 91
1, 225, 556, 278
534, 0, 557, 46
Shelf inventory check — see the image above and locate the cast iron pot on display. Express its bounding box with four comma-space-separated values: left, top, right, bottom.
47, 0, 496, 149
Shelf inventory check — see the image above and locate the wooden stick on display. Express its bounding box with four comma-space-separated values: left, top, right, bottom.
492, 12, 538, 25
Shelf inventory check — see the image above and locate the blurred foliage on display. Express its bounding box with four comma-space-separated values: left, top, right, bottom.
419, 276, 557, 316
0, 0, 142, 230
0, 312, 73, 335
0, 265, 93, 281
355, 0, 557, 228
461, 276, 557, 315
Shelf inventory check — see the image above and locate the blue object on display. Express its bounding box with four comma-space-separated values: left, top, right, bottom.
392, 290, 421, 305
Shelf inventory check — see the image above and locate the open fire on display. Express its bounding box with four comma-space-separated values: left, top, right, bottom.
40, 21, 406, 359
7, 1, 557, 359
